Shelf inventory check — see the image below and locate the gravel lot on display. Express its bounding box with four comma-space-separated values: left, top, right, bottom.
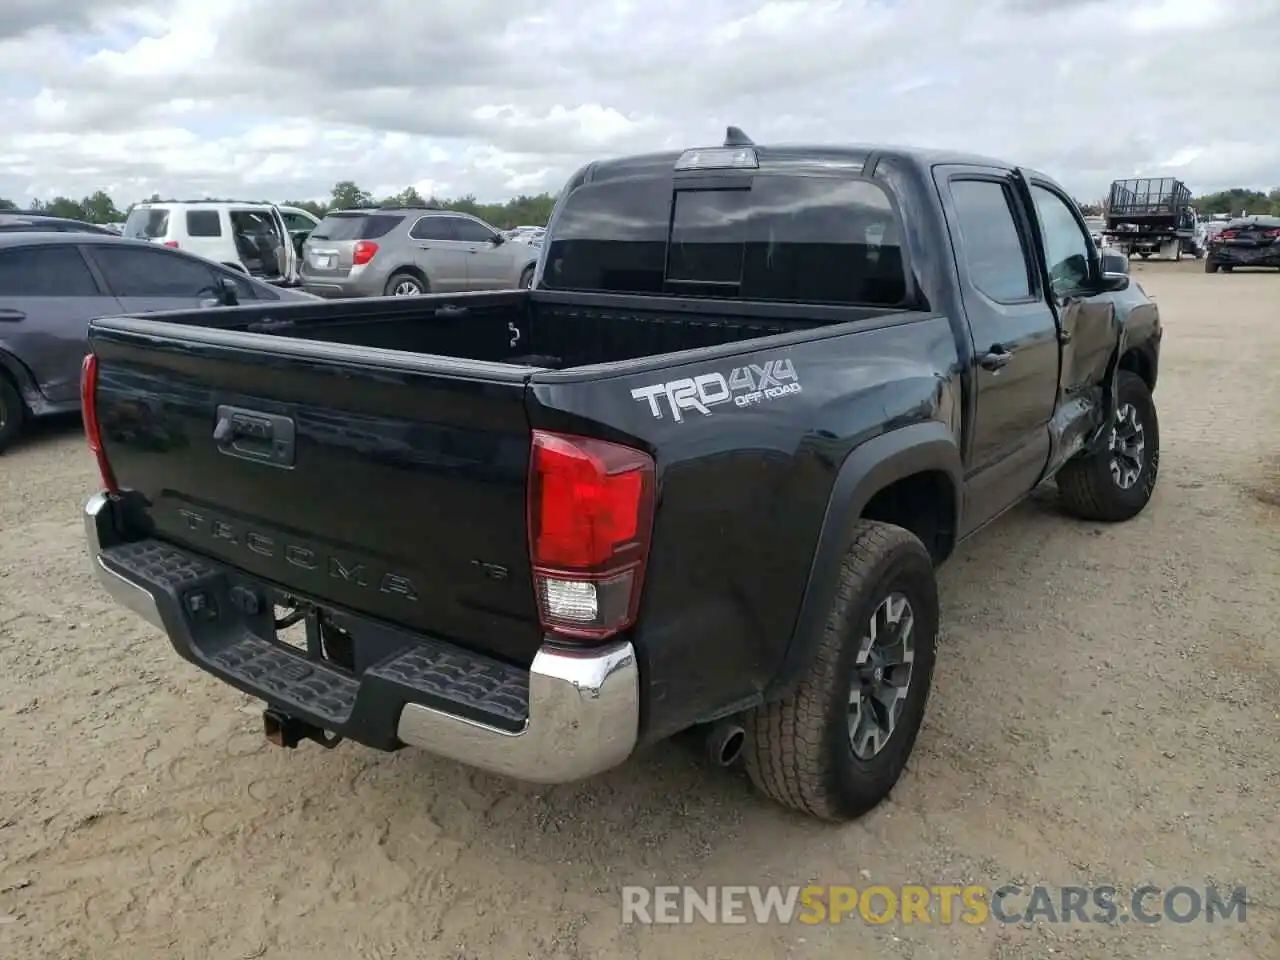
1, 261, 1277, 959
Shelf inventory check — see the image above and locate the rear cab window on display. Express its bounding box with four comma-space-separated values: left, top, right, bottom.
123, 207, 171, 240
309, 213, 405, 242
542, 174, 909, 306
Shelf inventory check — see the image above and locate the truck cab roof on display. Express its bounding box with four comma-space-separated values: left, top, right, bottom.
583, 142, 1045, 185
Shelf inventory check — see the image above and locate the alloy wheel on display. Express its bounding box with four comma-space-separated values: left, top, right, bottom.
1109, 402, 1145, 489
848, 592, 916, 760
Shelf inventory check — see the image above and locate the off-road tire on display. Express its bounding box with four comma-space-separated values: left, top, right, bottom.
1205, 259, 1218, 273
743, 521, 939, 821
0, 373, 25, 454
1056, 370, 1160, 522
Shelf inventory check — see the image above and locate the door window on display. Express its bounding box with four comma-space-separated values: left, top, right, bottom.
409, 216, 456, 241
452, 218, 497, 243
186, 210, 222, 237
281, 212, 316, 232
0, 245, 101, 296
91, 245, 219, 297
949, 179, 1035, 301
1030, 185, 1092, 297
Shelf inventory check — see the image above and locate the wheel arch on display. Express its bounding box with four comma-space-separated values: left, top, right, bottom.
385, 265, 430, 292
0, 346, 42, 415
764, 421, 962, 701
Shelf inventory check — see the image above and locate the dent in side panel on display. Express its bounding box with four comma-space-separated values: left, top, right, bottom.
526, 315, 962, 743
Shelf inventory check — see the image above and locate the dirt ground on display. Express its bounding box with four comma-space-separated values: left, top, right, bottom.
1, 261, 1277, 959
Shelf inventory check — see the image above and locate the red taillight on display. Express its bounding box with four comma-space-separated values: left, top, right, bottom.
352, 240, 378, 266
163, 240, 180, 248
1264, 229, 1280, 239
80, 354, 117, 492
527, 431, 655, 640
1220, 231, 1237, 240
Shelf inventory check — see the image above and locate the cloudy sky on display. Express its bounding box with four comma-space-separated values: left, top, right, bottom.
1, 0, 1276, 208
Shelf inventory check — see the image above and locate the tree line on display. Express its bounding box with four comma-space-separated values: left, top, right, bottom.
2, 181, 1277, 227
0, 181, 558, 229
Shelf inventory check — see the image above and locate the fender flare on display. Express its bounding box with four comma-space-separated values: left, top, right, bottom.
764, 421, 963, 700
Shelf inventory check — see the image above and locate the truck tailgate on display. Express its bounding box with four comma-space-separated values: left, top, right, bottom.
91, 318, 544, 667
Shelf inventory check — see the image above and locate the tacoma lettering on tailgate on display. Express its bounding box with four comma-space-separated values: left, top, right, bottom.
176, 508, 419, 601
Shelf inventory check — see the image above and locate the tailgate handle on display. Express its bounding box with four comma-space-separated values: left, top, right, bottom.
434, 305, 468, 319
213, 405, 296, 469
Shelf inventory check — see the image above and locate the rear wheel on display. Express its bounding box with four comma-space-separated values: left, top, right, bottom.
0, 373, 26, 454
1056, 370, 1160, 522
1205, 259, 1218, 273
743, 521, 939, 821
519, 264, 535, 289
384, 272, 426, 297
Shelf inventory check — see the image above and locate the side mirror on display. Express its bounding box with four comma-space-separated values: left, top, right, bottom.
1098, 249, 1130, 291
490, 233, 505, 245
215, 275, 240, 306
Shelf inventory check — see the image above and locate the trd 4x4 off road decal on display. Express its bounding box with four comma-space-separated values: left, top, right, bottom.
630, 358, 801, 422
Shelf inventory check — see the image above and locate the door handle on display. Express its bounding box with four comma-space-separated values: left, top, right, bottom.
213, 405, 296, 468
980, 346, 1014, 371
0, 308, 26, 321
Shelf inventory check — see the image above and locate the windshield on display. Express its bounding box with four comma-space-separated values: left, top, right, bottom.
123, 208, 170, 239
309, 213, 403, 241
542, 174, 908, 306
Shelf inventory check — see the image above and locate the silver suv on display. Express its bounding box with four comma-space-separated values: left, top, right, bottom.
300, 208, 540, 298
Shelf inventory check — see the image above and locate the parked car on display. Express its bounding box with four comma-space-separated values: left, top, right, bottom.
300, 207, 540, 298
1204, 215, 1280, 273
80, 131, 1162, 822
0, 213, 118, 235
0, 233, 316, 452
121, 200, 306, 285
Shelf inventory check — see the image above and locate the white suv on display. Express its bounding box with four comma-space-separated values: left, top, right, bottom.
121, 201, 319, 284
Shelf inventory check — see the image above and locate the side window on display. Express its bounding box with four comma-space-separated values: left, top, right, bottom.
0, 245, 101, 296
92, 246, 219, 297
186, 211, 222, 237
949, 179, 1034, 301
1030, 185, 1092, 296
452, 218, 497, 243
282, 213, 314, 232
409, 216, 456, 241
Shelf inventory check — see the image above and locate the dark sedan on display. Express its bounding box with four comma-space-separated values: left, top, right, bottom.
1205, 215, 1280, 273
0, 212, 119, 235
0, 232, 317, 452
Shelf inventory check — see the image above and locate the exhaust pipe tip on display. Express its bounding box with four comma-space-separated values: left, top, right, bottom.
706, 721, 746, 767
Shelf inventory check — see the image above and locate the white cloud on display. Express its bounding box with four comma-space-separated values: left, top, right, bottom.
0, 0, 1277, 208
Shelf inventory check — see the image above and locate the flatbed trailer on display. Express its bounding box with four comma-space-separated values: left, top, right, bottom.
1102, 177, 1202, 260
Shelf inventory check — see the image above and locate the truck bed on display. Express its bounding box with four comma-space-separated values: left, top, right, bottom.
142, 288, 896, 370
88, 288, 907, 672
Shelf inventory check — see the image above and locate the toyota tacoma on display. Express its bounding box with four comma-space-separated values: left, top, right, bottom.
81, 129, 1162, 821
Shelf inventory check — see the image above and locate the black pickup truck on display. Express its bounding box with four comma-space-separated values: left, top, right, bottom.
82, 130, 1162, 822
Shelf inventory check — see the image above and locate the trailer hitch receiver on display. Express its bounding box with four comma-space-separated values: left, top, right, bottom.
263, 708, 343, 749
